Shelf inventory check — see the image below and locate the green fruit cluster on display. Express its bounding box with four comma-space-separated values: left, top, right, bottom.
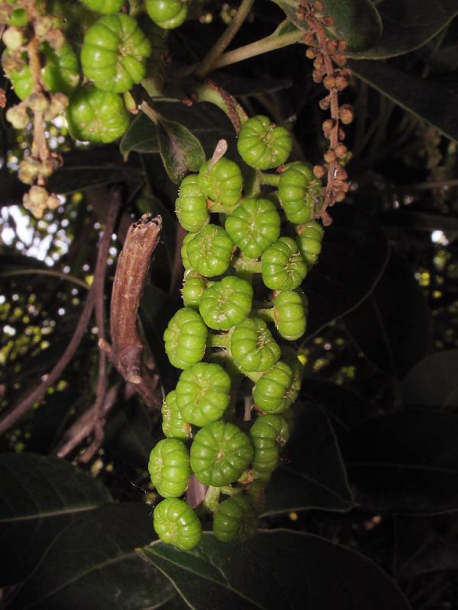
150, 118, 326, 549
2, 0, 187, 145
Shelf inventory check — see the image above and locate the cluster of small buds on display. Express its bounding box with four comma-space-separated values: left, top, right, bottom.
298, 0, 353, 223
2, 1, 67, 218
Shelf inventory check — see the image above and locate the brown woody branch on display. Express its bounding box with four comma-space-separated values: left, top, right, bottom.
99, 214, 163, 409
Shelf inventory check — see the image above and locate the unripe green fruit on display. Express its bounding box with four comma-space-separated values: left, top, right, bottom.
80, 0, 125, 14
190, 421, 254, 487
198, 158, 243, 209
273, 289, 308, 341
175, 174, 209, 232
230, 317, 281, 373
145, 0, 188, 29
213, 494, 258, 543
163, 307, 207, 370
237, 115, 292, 170
199, 275, 253, 331
81, 14, 151, 93
148, 438, 190, 498
161, 391, 192, 440
253, 361, 296, 414
261, 237, 308, 291
66, 87, 129, 144
225, 197, 281, 259
185, 224, 234, 278
175, 362, 231, 427
153, 498, 202, 550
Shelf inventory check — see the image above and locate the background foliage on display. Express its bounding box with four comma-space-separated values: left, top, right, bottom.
2, 0, 458, 608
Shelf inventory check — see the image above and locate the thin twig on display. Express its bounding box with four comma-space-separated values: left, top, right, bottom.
195, 0, 255, 78
0, 188, 120, 436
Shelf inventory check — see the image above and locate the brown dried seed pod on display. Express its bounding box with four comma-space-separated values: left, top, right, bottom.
319, 96, 331, 110
335, 76, 349, 91
312, 70, 324, 83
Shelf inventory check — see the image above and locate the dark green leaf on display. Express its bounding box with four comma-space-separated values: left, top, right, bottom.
263, 403, 353, 515
7, 503, 175, 610
273, 0, 382, 52
120, 113, 160, 157
157, 117, 205, 183
350, 60, 458, 143
141, 530, 410, 610
304, 204, 390, 337
397, 532, 458, 578
402, 350, 458, 409
300, 378, 374, 435
104, 400, 154, 467
344, 250, 430, 379
349, 0, 458, 59
0, 453, 112, 587
341, 410, 458, 513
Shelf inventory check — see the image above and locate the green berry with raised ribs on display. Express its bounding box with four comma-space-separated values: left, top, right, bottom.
79, 0, 125, 13
198, 158, 243, 209
250, 414, 291, 478
237, 115, 292, 170
278, 162, 321, 224
190, 421, 254, 487
296, 220, 325, 266
145, 0, 188, 29
161, 390, 192, 440
261, 237, 308, 291
66, 87, 129, 143
253, 360, 296, 414
153, 498, 202, 550
273, 289, 308, 341
175, 362, 231, 427
148, 438, 190, 498
163, 307, 207, 369
213, 494, 259, 543
185, 224, 234, 278
230, 317, 281, 373
81, 14, 151, 93
175, 174, 209, 233
225, 197, 281, 259
181, 271, 207, 309
2, 42, 80, 100
199, 275, 253, 331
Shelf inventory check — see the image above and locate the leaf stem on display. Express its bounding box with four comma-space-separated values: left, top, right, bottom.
211, 29, 304, 71
195, 0, 255, 78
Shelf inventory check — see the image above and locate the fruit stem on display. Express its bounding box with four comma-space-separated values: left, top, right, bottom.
258, 172, 281, 187
207, 331, 231, 349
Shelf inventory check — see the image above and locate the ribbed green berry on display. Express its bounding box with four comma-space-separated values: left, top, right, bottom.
199, 275, 253, 331
186, 224, 234, 278
296, 220, 325, 266
273, 289, 308, 341
198, 158, 243, 209
175, 174, 209, 233
161, 390, 192, 440
278, 162, 322, 224
190, 421, 253, 487
225, 197, 281, 259
181, 271, 207, 309
175, 362, 231, 427
253, 361, 295, 414
153, 498, 202, 550
237, 115, 292, 170
230, 317, 281, 373
261, 237, 308, 291
145, 0, 188, 29
213, 494, 258, 543
163, 307, 207, 369
148, 438, 190, 498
